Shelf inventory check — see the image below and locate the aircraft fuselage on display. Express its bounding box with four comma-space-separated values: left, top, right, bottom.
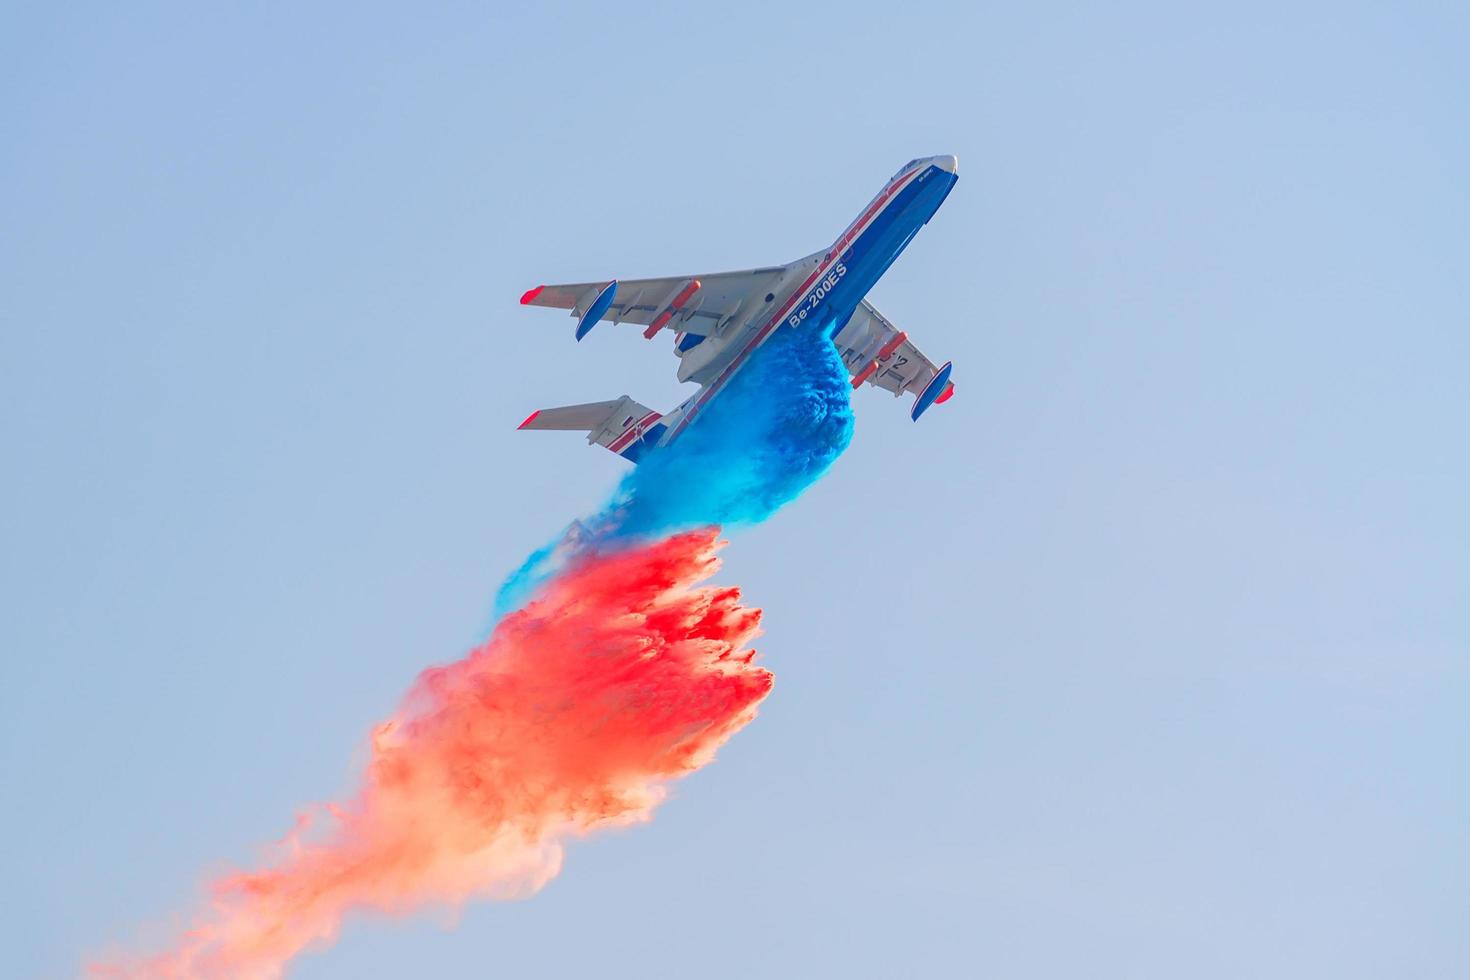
660, 155, 959, 441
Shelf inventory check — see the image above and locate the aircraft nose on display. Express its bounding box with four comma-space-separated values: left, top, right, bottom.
932, 154, 959, 174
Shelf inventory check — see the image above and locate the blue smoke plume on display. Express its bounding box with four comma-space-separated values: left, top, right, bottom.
608, 323, 854, 537
495, 323, 854, 615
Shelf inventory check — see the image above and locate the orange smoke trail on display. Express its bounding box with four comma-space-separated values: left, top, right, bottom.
90, 529, 771, 979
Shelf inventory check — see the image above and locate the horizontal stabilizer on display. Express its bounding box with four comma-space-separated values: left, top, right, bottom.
518, 400, 625, 431
518, 396, 665, 463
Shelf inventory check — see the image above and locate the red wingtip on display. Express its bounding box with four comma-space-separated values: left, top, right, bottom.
934, 382, 955, 405
519, 285, 546, 305
517, 410, 540, 430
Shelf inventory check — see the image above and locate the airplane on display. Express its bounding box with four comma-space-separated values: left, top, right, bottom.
516, 155, 960, 462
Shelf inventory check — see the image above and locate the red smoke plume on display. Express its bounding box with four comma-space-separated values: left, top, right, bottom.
91, 529, 770, 979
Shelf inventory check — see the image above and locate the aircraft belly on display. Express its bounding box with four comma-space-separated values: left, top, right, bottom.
676, 326, 750, 384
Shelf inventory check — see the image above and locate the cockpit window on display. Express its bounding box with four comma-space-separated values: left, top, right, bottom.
894, 158, 921, 178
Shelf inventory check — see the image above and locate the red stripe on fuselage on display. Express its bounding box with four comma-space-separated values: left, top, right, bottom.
607, 410, 663, 452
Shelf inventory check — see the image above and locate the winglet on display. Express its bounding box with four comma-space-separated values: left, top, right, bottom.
517, 410, 541, 430
520, 285, 546, 305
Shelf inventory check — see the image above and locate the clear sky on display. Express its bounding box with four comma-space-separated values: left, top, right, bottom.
2, 2, 1466, 977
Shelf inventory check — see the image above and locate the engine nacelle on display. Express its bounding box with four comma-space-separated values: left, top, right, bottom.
676, 332, 735, 384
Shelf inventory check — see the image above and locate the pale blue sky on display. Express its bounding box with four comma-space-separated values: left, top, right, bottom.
2, 2, 1466, 977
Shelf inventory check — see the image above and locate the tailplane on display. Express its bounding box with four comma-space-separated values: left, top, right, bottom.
518, 396, 665, 462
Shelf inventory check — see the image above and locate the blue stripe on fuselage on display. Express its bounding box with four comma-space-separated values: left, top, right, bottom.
815, 164, 958, 335
618, 421, 668, 462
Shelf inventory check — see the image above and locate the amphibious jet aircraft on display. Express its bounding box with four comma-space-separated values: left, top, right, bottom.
517, 155, 959, 462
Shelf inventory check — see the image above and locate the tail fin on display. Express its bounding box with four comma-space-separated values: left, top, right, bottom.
518, 396, 665, 462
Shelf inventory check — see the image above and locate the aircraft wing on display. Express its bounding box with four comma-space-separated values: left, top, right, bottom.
520, 266, 787, 340
833, 300, 955, 419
